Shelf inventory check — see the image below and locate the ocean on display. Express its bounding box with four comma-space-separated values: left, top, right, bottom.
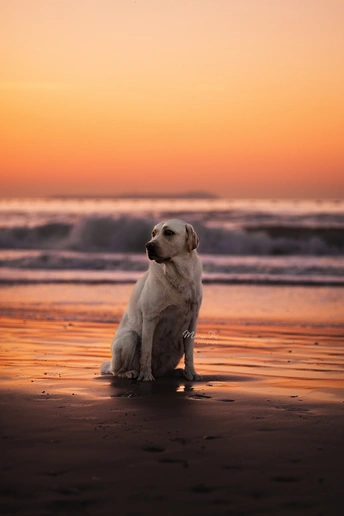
0, 197, 343, 286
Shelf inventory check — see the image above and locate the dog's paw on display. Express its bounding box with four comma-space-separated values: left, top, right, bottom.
118, 370, 139, 379
183, 369, 202, 381
138, 368, 155, 381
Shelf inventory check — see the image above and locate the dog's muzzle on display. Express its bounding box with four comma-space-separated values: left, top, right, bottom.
145, 241, 170, 263
146, 241, 158, 260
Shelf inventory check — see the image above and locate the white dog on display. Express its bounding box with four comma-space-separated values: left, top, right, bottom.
100, 219, 202, 381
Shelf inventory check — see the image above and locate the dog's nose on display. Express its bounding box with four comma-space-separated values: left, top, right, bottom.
146, 241, 156, 251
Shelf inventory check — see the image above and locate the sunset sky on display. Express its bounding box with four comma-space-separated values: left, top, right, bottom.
1, 0, 343, 198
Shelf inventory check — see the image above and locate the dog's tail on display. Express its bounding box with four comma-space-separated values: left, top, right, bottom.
100, 361, 112, 375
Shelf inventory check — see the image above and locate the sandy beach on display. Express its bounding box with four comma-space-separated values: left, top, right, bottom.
1, 283, 344, 515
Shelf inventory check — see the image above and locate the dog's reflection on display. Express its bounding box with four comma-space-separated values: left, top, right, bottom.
103, 373, 254, 401
108, 375, 195, 399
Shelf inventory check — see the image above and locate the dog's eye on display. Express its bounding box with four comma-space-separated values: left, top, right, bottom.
164, 229, 174, 236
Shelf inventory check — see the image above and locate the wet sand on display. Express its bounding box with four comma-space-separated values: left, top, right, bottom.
1, 284, 344, 515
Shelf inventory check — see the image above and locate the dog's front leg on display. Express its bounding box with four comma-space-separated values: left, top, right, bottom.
183, 318, 202, 381
138, 317, 156, 381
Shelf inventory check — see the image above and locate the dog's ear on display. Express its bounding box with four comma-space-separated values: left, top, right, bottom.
185, 224, 200, 252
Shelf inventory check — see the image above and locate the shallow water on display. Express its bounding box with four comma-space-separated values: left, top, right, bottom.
1, 284, 343, 404
1, 283, 343, 325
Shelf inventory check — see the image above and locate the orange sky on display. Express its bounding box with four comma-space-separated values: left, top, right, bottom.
1, 0, 344, 198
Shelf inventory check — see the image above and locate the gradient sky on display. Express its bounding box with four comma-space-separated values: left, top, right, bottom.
1, 0, 344, 198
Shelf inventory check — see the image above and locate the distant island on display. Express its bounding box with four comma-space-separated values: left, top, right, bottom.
50, 191, 218, 200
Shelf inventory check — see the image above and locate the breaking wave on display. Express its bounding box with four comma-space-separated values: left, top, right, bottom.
0, 215, 343, 256
1, 197, 343, 285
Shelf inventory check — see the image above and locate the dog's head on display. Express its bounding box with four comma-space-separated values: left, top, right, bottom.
145, 219, 200, 263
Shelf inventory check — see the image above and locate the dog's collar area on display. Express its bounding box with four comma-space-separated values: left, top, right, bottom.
150, 263, 188, 305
